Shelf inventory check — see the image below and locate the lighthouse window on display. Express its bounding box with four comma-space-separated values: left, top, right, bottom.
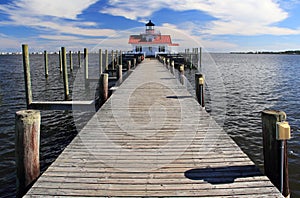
135, 46, 142, 52
159, 46, 165, 52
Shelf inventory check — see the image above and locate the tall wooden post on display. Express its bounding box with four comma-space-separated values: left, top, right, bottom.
195, 73, 205, 107
99, 73, 108, 105
15, 110, 40, 197
22, 44, 32, 108
116, 50, 119, 65
111, 50, 115, 70
262, 110, 290, 197
44, 50, 48, 78
179, 65, 185, 85
59, 50, 62, 73
166, 58, 170, 69
84, 48, 88, 81
61, 47, 70, 100
99, 49, 103, 75
133, 58, 136, 68
190, 53, 193, 69
69, 51, 73, 72
171, 60, 175, 75
120, 50, 123, 65
117, 64, 122, 80
127, 60, 131, 71
105, 49, 108, 71
199, 47, 202, 71
78, 51, 81, 68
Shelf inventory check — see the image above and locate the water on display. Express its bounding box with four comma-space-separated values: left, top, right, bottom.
0, 53, 299, 197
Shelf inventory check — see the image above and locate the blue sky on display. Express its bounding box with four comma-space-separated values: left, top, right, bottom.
1, 0, 300, 52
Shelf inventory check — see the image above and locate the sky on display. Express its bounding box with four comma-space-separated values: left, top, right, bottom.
1, 0, 300, 52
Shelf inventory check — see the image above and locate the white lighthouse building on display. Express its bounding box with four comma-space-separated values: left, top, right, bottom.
128, 20, 179, 57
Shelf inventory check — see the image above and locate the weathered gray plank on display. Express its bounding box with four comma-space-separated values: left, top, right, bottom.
25, 59, 283, 197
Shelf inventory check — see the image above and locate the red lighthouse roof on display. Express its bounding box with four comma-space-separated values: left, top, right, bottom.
128, 34, 179, 46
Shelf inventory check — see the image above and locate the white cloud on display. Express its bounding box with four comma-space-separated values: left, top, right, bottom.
0, 0, 116, 37
100, 0, 299, 36
3, 0, 98, 19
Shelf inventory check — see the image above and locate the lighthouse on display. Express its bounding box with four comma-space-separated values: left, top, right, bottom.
128, 20, 179, 57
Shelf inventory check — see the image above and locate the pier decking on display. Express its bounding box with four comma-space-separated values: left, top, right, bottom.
25, 59, 283, 197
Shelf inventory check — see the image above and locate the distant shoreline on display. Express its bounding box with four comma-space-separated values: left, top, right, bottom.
230, 50, 300, 55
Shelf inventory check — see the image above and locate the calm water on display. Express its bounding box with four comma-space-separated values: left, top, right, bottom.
0, 53, 299, 197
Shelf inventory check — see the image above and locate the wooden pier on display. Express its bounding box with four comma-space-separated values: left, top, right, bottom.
24, 59, 283, 197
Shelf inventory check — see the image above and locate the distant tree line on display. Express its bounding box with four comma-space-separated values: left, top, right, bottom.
230, 50, 300, 55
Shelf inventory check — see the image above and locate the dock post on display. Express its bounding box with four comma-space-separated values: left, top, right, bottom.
59, 50, 62, 73
199, 47, 202, 71
116, 50, 119, 65
190, 52, 193, 69
133, 58, 136, 68
117, 64, 122, 80
84, 48, 89, 82
78, 51, 81, 68
99, 73, 108, 105
105, 49, 108, 71
99, 49, 103, 75
22, 44, 32, 108
179, 64, 185, 85
15, 110, 40, 197
127, 60, 131, 71
61, 47, 70, 100
167, 58, 170, 69
111, 50, 115, 70
69, 51, 73, 72
44, 50, 48, 78
195, 73, 205, 107
120, 50, 123, 65
171, 60, 175, 75
261, 110, 290, 197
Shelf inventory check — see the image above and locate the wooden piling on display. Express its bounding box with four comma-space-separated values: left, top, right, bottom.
69, 51, 73, 71
61, 47, 70, 100
116, 50, 119, 65
171, 60, 175, 75
15, 110, 40, 197
166, 58, 170, 69
199, 47, 202, 70
111, 50, 115, 70
44, 50, 48, 78
78, 51, 81, 68
120, 50, 122, 65
22, 44, 32, 108
99, 73, 108, 105
99, 49, 103, 74
105, 49, 108, 71
195, 73, 205, 107
84, 48, 88, 80
261, 110, 290, 197
179, 65, 185, 85
59, 50, 62, 73
127, 60, 131, 71
190, 51, 194, 69
133, 58, 136, 67
117, 64, 122, 80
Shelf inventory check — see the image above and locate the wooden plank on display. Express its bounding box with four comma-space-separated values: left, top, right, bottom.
25, 59, 283, 197
29, 100, 95, 111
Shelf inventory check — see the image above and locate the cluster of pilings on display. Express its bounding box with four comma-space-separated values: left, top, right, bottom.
16, 44, 145, 197
159, 51, 291, 198
22, 44, 144, 111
